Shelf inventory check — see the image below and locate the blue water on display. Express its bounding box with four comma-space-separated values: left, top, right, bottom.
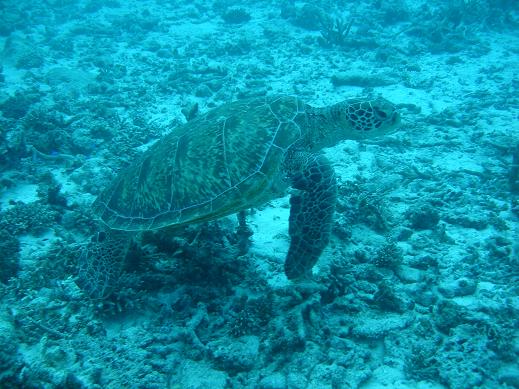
0, 0, 518, 388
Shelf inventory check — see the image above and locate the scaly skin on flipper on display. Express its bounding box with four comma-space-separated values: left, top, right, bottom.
77, 230, 131, 299
92, 95, 400, 280
284, 153, 337, 279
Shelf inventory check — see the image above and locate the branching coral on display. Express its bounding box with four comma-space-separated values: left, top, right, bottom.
0, 229, 20, 283
0, 202, 58, 235
319, 16, 353, 47
372, 239, 403, 269
230, 295, 274, 337
0, 334, 23, 387
336, 181, 391, 233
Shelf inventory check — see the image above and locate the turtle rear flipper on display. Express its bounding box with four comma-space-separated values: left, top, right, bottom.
77, 230, 131, 299
284, 154, 337, 279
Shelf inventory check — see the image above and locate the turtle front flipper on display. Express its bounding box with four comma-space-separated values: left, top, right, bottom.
285, 153, 337, 279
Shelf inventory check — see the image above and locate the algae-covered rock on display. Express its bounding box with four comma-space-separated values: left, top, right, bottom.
208, 335, 259, 372
352, 313, 412, 339
497, 364, 519, 388
434, 299, 470, 333
407, 203, 440, 230
438, 277, 477, 298
178, 360, 228, 389
259, 372, 286, 389
292, 3, 325, 31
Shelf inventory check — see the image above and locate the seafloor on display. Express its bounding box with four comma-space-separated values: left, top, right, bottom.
0, 0, 518, 388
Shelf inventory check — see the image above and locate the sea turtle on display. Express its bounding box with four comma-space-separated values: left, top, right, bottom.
92, 95, 400, 279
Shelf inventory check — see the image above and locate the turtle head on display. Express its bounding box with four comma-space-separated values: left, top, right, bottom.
334, 97, 400, 140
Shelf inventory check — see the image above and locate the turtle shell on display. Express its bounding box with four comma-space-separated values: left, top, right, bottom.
93, 95, 306, 231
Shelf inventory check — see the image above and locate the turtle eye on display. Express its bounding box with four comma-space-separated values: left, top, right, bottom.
374, 108, 388, 120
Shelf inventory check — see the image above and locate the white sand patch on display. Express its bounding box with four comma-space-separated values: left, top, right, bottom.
249, 197, 290, 260
168, 22, 218, 37
18, 230, 59, 267
432, 150, 484, 173
362, 364, 446, 389
0, 183, 39, 209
